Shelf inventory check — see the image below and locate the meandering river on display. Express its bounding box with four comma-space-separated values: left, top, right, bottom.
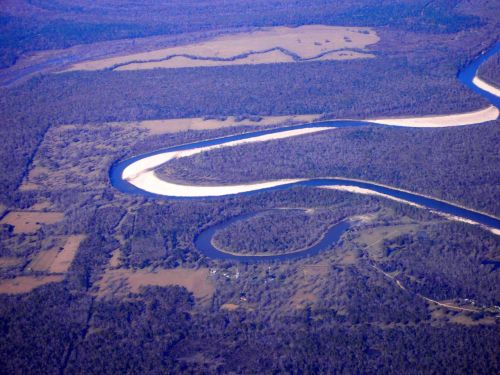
110, 43, 500, 261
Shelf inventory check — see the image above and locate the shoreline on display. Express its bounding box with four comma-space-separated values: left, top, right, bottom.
472, 77, 500, 97
111, 43, 500, 236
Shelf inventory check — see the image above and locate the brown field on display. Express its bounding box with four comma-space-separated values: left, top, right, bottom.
117, 49, 374, 71
220, 303, 240, 311
19, 166, 51, 191
108, 248, 122, 268
0, 275, 64, 294
302, 263, 330, 277
49, 235, 86, 274
1, 211, 64, 233
119, 49, 295, 70
29, 249, 60, 272
0, 257, 23, 268
137, 114, 322, 134
66, 25, 379, 71
353, 222, 421, 259
18, 182, 41, 191
28, 201, 53, 211
338, 252, 358, 265
96, 267, 215, 302
25, 233, 84, 274
290, 290, 318, 309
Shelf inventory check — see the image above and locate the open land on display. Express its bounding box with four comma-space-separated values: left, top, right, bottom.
0, 211, 64, 233
0, 275, 64, 294
96, 267, 215, 302
65, 25, 379, 71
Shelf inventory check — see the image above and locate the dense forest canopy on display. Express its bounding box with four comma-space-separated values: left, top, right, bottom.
0, 0, 487, 69
162, 122, 500, 216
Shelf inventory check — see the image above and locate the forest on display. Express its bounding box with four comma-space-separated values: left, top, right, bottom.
161, 122, 500, 216
0, 0, 484, 69
0, 50, 489, 207
1, 184, 499, 373
479, 52, 500, 87
0, 1, 498, 374
212, 209, 343, 255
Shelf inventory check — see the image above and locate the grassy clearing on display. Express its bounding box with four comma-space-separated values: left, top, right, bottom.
0, 275, 64, 294
66, 25, 378, 71
96, 267, 215, 303
0, 257, 23, 268
28, 249, 60, 272
48, 235, 86, 274
353, 222, 422, 259
1, 211, 64, 234
137, 114, 322, 134
220, 303, 240, 311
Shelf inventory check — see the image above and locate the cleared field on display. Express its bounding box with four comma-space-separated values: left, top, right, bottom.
301, 263, 330, 277
96, 267, 215, 302
2, 235, 84, 294
119, 49, 296, 70
108, 248, 122, 268
1, 211, 64, 234
19, 166, 51, 191
65, 25, 378, 71
137, 114, 322, 134
353, 222, 422, 259
290, 290, 318, 309
0, 275, 64, 294
221, 303, 240, 311
48, 235, 86, 274
29, 249, 60, 272
0, 257, 23, 268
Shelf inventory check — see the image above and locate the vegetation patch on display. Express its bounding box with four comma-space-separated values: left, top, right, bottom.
48, 235, 86, 274
0, 275, 64, 294
96, 267, 215, 303
163, 123, 500, 216
66, 25, 378, 71
478, 52, 499, 87
211, 209, 340, 255
135, 114, 321, 134
0, 257, 23, 269
0, 211, 64, 234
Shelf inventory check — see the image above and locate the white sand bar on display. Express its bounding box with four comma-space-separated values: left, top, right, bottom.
472, 77, 500, 97
322, 186, 499, 235
369, 105, 498, 127
321, 185, 424, 208
123, 127, 332, 197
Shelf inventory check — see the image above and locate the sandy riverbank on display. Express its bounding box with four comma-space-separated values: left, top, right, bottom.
369, 105, 498, 127
472, 77, 500, 97
321, 186, 499, 236
122, 127, 332, 196
321, 185, 424, 208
